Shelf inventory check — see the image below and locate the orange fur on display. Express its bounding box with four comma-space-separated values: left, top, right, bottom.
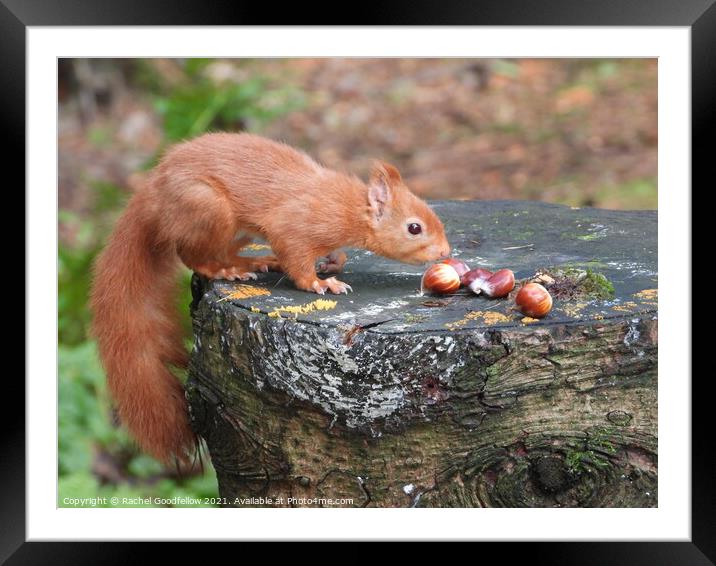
90, 133, 450, 463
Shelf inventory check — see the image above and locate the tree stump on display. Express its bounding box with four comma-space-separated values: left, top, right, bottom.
186, 201, 657, 507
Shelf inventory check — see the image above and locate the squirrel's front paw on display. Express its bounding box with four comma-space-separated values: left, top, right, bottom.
311, 277, 353, 295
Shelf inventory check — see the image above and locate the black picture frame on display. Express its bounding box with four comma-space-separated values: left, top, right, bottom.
7, 0, 706, 560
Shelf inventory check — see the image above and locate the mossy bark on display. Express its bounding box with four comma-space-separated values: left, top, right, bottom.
186, 201, 657, 507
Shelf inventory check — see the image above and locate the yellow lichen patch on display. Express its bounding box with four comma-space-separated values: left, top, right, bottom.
562, 302, 588, 318
611, 301, 638, 313
267, 299, 338, 319
446, 310, 511, 330
250, 306, 261, 313
592, 314, 604, 320
446, 310, 483, 330
521, 316, 539, 324
483, 311, 511, 325
218, 284, 271, 301
244, 243, 272, 251
634, 288, 658, 305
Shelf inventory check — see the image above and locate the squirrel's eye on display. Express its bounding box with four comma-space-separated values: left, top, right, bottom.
408, 223, 422, 235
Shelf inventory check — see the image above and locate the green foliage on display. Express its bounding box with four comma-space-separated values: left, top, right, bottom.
58, 340, 219, 507
91, 179, 129, 214
58, 182, 128, 346
593, 178, 657, 210
58, 214, 102, 346
59, 470, 220, 508
88, 126, 112, 147
59, 341, 118, 474
154, 68, 303, 142
492, 59, 520, 78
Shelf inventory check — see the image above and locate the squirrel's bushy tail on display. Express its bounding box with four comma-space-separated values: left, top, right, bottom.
90, 194, 196, 465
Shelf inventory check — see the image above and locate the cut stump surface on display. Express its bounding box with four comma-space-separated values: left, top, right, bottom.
187, 200, 657, 507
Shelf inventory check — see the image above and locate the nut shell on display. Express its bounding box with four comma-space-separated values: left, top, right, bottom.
441, 258, 470, 277
515, 283, 553, 318
469, 268, 515, 298
461, 267, 493, 287
421, 263, 461, 295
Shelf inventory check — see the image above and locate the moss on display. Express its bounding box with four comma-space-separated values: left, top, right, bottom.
581, 269, 615, 299
563, 260, 610, 270
586, 427, 619, 455
576, 233, 602, 241
565, 449, 611, 475
403, 313, 427, 324
565, 429, 617, 475
509, 229, 536, 240
535, 267, 615, 301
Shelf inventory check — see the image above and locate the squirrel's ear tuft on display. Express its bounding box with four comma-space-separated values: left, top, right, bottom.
370, 161, 403, 187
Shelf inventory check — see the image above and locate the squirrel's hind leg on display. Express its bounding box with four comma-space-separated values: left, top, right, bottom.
224, 241, 282, 274
177, 238, 254, 281
223, 237, 282, 273
179, 238, 281, 281
230, 255, 283, 274
182, 259, 259, 282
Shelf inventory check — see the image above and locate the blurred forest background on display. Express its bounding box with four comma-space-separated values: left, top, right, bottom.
58, 58, 657, 507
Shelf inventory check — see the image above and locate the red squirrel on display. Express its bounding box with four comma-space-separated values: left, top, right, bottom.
90, 132, 451, 465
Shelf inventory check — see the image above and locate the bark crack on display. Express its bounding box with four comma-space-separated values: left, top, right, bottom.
357, 476, 372, 507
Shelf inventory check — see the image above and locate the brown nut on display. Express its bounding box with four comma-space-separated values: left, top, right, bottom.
515, 282, 553, 318
469, 268, 515, 298
461, 267, 493, 287
420, 263, 461, 295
